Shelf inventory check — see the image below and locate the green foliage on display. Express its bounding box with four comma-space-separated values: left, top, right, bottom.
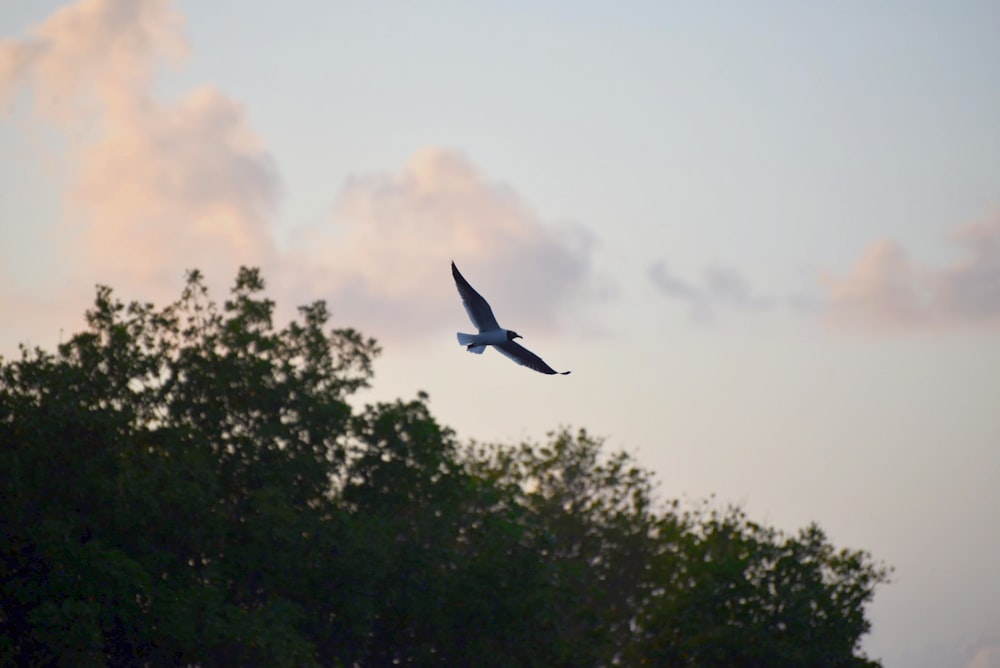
0, 268, 890, 667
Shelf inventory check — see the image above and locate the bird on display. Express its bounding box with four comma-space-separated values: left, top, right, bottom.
451, 261, 570, 375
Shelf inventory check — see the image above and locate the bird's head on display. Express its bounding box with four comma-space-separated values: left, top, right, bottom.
506, 330, 522, 341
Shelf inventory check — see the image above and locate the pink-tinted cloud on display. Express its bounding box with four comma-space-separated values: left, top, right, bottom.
825, 218, 1000, 332
71, 87, 279, 288
824, 239, 926, 331
2, 2, 599, 353
967, 645, 1000, 668
1, 0, 278, 299
282, 147, 599, 342
0, 0, 186, 126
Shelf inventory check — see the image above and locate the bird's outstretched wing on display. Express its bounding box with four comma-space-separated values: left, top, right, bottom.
452, 261, 500, 331
495, 340, 570, 375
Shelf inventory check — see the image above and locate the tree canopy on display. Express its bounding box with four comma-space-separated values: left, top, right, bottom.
1, 268, 890, 667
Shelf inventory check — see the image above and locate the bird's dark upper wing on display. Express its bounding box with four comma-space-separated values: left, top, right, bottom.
452, 262, 500, 331
495, 340, 570, 375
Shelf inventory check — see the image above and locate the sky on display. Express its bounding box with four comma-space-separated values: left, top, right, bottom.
1, 1, 999, 665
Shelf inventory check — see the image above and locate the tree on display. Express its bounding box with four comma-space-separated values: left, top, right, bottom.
468, 431, 891, 667
1, 268, 377, 665
0, 268, 891, 667
634, 503, 889, 667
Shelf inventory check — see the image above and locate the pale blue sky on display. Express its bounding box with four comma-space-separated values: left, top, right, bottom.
2, 2, 999, 666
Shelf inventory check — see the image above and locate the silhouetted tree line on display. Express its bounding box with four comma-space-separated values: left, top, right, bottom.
0, 268, 890, 667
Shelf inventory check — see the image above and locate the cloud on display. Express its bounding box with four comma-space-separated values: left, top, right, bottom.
823, 239, 925, 331
0, 0, 186, 126
824, 218, 1000, 332
967, 645, 1000, 668
649, 259, 772, 320
282, 147, 599, 342
1, 0, 279, 296
936, 221, 1000, 323
71, 87, 279, 288
1, 2, 599, 351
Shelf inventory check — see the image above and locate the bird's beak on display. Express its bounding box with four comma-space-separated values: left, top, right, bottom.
514, 334, 523, 339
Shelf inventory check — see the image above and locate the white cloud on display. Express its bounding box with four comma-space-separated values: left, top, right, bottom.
280, 147, 600, 343
825, 218, 1000, 333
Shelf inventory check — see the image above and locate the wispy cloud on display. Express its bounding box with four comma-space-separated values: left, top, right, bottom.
282, 147, 600, 342
648, 260, 773, 321
824, 218, 1000, 333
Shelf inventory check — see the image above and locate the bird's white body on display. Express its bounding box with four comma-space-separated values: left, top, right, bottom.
457, 329, 509, 353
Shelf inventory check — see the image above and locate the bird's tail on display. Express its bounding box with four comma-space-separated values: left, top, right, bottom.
457, 332, 486, 354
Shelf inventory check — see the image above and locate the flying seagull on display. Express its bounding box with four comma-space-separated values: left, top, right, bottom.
452, 261, 570, 375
